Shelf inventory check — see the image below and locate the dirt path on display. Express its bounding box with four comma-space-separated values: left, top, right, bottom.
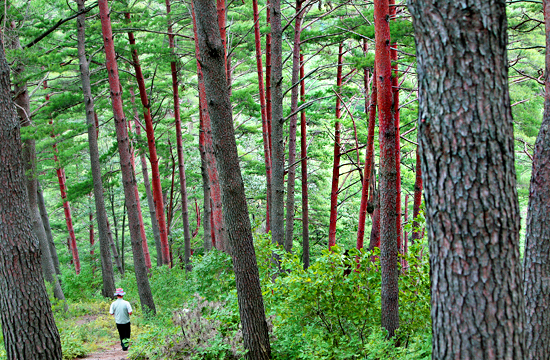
76, 341, 128, 360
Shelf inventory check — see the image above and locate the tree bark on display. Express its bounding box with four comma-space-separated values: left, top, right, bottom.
98, 0, 156, 314
129, 87, 163, 267
270, 0, 285, 247
522, 1, 550, 358
49, 119, 81, 274
192, 0, 272, 357
199, 110, 213, 251
191, 3, 228, 252
411, 145, 422, 243
164, 0, 191, 269
0, 37, 63, 360
253, 0, 272, 232
328, 43, 344, 249
357, 64, 377, 250
37, 181, 61, 276
284, 0, 305, 252
408, 0, 525, 358
300, 54, 310, 269
10, 29, 65, 302
374, 0, 399, 337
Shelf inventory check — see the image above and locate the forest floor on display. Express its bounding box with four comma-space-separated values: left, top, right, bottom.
75, 341, 129, 360
70, 313, 131, 360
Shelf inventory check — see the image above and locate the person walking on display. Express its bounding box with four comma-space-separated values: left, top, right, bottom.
110, 288, 133, 351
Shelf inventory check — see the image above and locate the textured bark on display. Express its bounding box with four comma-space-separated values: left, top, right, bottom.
300, 54, 309, 269
390, 0, 402, 256
284, 0, 305, 252
253, 0, 271, 232
408, 0, 525, 358
191, 3, 227, 252
357, 65, 377, 250
270, 0, 285, 247
374, 0, 399, 337
10, 31, 65, 302
37, 181, 61, 276
199, 111, 213, 251
328, 43, 344, 249
522, 1, 550, 358
164, 0, 191, 269
411, 145, 422, 243
0, 38, 63, 360
98, 0, 156, 314
192, 0, 272, 357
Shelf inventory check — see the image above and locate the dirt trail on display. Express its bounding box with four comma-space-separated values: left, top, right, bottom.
76, 341, 128, 360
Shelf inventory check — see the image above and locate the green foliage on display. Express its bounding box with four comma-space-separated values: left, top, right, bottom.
261, 242, 431, 359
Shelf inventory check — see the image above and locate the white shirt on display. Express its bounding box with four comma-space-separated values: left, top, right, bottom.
110, 298, 132, 324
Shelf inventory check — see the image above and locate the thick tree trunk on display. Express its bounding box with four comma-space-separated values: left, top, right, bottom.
522, 1, 550, 358
37, 181, 61, 276
11, 31, 65, 302
328, 43, 344, 249
408, 0, 525, 358
374, 0, 399, 337
98, 0, 156, 314
300, 54, 310, 269
284, 0, 305, 252
357, 65, 377, 250
192, 0, 272, 357
270, 0, 285, 247
164, 0, 191, 269
0, 38, 63, 360
266, 0, 273, 180
191, 3, 228, 252
253, 0, 271, 231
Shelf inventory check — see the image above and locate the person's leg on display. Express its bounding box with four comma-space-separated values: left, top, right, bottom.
116, 323, 125, 350
120, 322, 131, 350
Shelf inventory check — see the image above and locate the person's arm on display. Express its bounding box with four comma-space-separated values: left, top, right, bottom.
109, 303, 115, 316
127, 302, 133, 316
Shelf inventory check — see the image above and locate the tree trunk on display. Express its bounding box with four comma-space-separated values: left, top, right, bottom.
191, 3, 228, 252
357, 65, 377, 250
270, 0, 285, 247
522, 1, 550, 358
164, 0, 191, 269
129, 87, 163, 267
10, 30, 65, 302
328, 43, 344, 249
98, 0, 156, 314
50, 121, 81, 274
408, 0, 525, 358
300, 54, 310, 269
253, 0, 271, 232
411, 145, 422, 243
390, 0, 402, 256
125, 89, 152, 270
37, 181, 61, 276
374, 0, 399, 337
192, 0, 272, 357
199, 111, 213, 251
284, 0, 305, 252
0, 37, 63, 360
